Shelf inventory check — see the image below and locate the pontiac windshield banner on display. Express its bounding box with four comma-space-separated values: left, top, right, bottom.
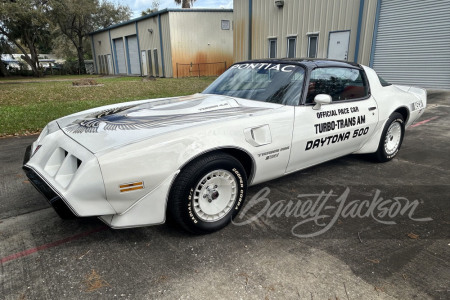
230, 63, 297, 72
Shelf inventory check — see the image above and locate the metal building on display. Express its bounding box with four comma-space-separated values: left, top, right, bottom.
90, 9, 233, 78
370, 0, 450, 89
234, 0, 450, 89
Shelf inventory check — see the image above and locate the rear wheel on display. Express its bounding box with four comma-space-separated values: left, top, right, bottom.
374, 112, 405, 162
168, 153, 247, 234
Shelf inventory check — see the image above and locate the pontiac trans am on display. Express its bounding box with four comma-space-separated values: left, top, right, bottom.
23, 59, 427, 233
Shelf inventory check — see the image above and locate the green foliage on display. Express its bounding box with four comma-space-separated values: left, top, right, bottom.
141, 0, 160, 15
174, 0, 196, 8
0, 0, 50, 77
48, 0, 131, 74
62, 58, 79, 75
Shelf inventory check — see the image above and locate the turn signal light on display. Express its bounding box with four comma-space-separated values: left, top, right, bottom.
119, 181, 144, 192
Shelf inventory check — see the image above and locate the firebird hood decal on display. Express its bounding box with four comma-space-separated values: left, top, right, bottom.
57, 94, 280, 153
66, 105, 266, 134
62, 95, 271, 134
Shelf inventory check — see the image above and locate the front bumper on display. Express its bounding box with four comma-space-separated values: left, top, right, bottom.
23, 145, 76, 219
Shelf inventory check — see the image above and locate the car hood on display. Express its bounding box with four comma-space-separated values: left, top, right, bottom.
57, 94, 278, 153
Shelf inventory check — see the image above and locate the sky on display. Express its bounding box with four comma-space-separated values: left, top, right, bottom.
116, 0, 234, 18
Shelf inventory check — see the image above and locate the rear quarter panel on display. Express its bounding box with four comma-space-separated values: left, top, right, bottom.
356, 66, 426, 154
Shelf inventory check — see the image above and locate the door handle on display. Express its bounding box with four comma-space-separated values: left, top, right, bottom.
368, 107, 377, 111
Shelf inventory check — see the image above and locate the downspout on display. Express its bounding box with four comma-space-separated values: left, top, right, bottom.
248, 0, 252, 60
135, 21, 142, 75
354, 0, 365, 63
90, 35, 98, 74
369, 0, 382, 67
158, 14, 166, 77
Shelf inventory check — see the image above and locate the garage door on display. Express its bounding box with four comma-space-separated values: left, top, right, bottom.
126, 36, 140, 75
114, 38, 126, 74
372, 0, 450, 89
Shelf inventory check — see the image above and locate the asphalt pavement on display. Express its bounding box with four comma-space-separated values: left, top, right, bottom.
0, 91, 449, 299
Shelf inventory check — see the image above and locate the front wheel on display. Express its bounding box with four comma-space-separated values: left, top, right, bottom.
373, 112, 405, 162
168, 153, 247, 234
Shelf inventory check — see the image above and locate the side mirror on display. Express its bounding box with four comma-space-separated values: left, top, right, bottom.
313, 94, 332, 110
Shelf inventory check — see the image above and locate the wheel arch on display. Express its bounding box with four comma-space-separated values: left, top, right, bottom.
393, 106, 409, 123
178, 147, 256, 184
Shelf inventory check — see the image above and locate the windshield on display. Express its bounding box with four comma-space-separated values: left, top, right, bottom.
203, 63, 305, 105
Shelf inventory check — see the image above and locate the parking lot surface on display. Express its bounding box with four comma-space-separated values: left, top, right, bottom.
0, 91, 449, 299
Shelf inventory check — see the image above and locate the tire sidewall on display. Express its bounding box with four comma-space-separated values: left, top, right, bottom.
180, 157, 247, 233
379, 114, 405, 161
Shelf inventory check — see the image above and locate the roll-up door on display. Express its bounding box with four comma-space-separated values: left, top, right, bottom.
126, 35, 140, 75
372, 0, 450, 89
114, 38, 126, 74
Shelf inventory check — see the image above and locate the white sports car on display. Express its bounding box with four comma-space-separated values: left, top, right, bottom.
23, 59, 427, 233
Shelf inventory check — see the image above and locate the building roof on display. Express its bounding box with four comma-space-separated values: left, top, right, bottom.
89, 8, 233, 36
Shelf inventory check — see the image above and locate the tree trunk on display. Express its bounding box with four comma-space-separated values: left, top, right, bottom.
21, 32, 42, 77
0, 28, 41, 77
20, 54, 40, 76
77, 35, 86, 74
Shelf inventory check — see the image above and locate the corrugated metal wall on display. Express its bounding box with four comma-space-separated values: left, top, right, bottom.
233, 2, 250, 63
233, 0, 377, 65
372, 0, 450, 89
357, 0, 377, 65
160, 13, 173, 77
169, 11, 234, 78
137, 16, 163, 77
91, 31, 111, 74
91, 9, 233, 77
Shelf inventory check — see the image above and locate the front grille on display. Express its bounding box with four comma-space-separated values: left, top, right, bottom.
43, 147, 82, 188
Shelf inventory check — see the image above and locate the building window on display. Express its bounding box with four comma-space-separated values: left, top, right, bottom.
287, 37, 296, 58
221, 20, 230, 30
308, 35, 318, 58
268, 39, 277, 58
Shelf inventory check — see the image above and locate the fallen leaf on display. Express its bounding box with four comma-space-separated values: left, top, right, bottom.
407, 233, 419, 239
83, 270, 109, 292
365, 258, 380, 264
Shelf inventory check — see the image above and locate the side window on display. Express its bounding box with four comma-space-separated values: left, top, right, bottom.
306, 67, 369, 103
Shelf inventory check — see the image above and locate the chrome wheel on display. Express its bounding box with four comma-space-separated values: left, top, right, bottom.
384, 121, 402, 155
193, 169, 237, 222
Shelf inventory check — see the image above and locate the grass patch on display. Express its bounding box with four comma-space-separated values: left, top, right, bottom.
0, 76, 216, 136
